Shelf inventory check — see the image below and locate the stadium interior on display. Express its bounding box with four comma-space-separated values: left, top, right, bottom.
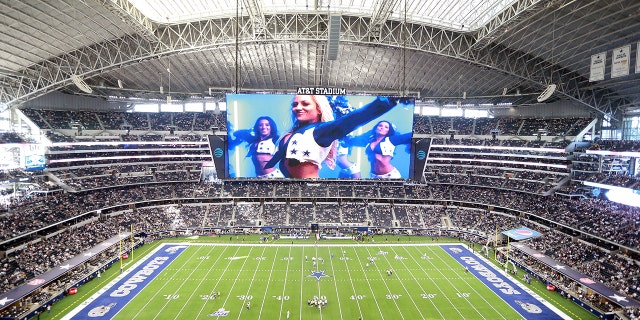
1, 0, 640, 319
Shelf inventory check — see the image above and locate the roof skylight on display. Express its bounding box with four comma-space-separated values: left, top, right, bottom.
129, 0, 517, 32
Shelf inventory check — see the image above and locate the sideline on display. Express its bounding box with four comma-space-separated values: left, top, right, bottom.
62, 245, 188, 320
64, 241, 571, 320
442, 244, 571, 320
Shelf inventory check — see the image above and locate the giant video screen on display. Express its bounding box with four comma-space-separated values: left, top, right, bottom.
226, 94, 414, 179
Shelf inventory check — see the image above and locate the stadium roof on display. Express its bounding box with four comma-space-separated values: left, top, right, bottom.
130, 0, 514, 32
1, 0, 639, 119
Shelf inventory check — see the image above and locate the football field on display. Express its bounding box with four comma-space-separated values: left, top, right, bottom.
65, 242, 569, 320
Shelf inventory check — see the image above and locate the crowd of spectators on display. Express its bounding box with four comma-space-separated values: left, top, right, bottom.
574, 172, 639, 188
3, 111, 640, 317
19, 108, 227, 132
571, 150, 638, 189
410, 115, 588, 137
589, 140, 640, 152
15, 110, 637, 196
439, 184, 639, 249
1, 201, 253, 296
368, 204, 393, 227
289, 203, 315, 226
262, 203, 288, 226
0, 166, 637, 255
514, 230, 640, 319
2, 189, 638, 308
0, 132, 27, 144
414, 115, 591, 137
0, 169, 34, 184
234, 203, 261, 226
424, 165, 566, 194
315, 203, 340, 224
1, 176, 638, 252
41, 139, 210, 191
424, 136, 589, 195
473, 118, 501, 136
341, 202, 368, 224
0, 180, 637, 318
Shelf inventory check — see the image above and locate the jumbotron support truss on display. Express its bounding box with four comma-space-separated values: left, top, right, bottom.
0, 11, 623, 119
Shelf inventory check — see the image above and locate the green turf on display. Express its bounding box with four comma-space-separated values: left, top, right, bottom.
45, 236, 598, 320
110, 243, 524, 319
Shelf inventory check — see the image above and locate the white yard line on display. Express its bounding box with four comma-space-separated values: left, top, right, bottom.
379, 247, 426, 319
139, 246, 208, 320
350, 246, 386, 320
235, 246, 265, 320
313, 245, 324, 320
276, 245, 293, 320
193, 245, 235, 318
127, 246, 199, 319
361, 246, 407, 320
70, 242, 566, 320
324, 246, 344, 320
392, 246, 446, 318
63, 245, 165, 320
172, 246, 226, 319
470, 247, 572, 320
258, 246, 281, 319
428, 246, 505, 319
408, 246, 486, 320
201, 245, 244, 316
186, 242, 448, 247
298, 246, 306, 320
329, 246, 362, 320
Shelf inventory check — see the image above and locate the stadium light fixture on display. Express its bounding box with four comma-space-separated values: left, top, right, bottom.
71, 74, 93, 94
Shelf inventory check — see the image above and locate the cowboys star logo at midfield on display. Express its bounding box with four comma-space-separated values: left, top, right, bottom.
307, 270, 330, 281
